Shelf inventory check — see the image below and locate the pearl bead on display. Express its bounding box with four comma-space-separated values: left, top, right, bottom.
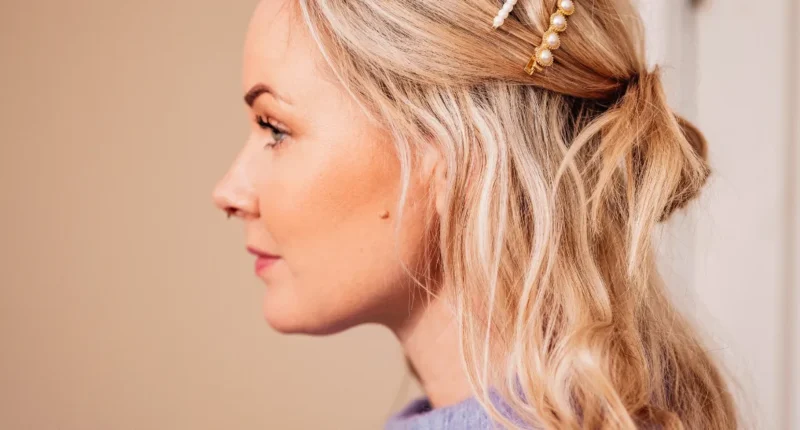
551, 13, 567, 31
559, 0, 575, 15
545, 32, 561, 49
537, 48, 553, 66
501, 1, 515, 14
493, 0, 519, 29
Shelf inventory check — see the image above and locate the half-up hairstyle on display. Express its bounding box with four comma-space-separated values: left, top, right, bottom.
295, 0, 737, 428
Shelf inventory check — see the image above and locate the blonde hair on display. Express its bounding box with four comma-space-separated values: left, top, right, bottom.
295, 0, 738, 428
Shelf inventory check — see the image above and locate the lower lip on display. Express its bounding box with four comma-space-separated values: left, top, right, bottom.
255, 256, 280, 274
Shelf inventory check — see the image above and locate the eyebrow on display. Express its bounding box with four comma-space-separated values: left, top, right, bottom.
244, 83, 292, 107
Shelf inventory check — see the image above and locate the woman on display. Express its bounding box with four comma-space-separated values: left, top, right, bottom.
212, 0, 738, 428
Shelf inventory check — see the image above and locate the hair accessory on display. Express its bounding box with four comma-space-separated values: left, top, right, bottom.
524, 0, 575, 74
492, 0, 519, 29
491, 1, 576, 75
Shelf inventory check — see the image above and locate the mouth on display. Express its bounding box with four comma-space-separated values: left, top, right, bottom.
247, 246, 281, 274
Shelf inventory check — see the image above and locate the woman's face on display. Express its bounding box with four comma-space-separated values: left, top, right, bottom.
212, 0, 436, 335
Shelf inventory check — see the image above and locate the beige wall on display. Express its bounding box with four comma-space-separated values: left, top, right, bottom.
0, 1, 419, 429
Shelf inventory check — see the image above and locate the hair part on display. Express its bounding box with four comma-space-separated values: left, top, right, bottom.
295, 0, 738, 428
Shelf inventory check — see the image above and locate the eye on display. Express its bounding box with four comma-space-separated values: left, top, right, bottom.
255, 115, 290, 148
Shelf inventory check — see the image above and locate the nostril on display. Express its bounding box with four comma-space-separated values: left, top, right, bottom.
212, 179, 256, 219
212, 184, 239, 216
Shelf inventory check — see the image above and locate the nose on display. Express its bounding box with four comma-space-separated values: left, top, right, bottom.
212, 150, 260, 220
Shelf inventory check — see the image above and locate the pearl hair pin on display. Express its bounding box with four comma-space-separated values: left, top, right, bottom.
525, 0, 575, 74
491, 0, 576, 75
491, 0, 518, 29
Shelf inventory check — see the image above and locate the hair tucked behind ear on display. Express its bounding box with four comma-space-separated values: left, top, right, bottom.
295, 0, 738, 428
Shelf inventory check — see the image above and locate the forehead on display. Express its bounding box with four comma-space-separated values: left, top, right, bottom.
242, 0, 324, 100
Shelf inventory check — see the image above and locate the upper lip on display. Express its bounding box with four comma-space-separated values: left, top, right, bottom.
246, 246, 280, 259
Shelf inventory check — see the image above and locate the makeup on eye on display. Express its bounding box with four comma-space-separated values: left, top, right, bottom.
255, 114, 290, 148
243, 82, 295, 147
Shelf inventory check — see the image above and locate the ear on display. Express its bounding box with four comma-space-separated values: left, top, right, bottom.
419, 143, 448, 217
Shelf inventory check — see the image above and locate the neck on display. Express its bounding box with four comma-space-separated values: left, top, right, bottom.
390, 289, 473, 409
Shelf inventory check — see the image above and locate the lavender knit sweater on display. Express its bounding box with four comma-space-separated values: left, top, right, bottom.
385, 394, 533, 430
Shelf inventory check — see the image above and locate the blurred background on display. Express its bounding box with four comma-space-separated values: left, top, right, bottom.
0, 0, 797, 429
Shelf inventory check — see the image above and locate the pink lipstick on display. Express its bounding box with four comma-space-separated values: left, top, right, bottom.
247, 246, 281, 274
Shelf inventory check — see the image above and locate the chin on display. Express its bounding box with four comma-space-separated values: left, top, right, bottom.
261, 288, 369, 336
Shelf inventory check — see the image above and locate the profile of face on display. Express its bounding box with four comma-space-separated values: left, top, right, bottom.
212, 0, 439, 335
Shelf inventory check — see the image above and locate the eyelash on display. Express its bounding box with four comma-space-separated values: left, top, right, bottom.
255, 115, 290, 148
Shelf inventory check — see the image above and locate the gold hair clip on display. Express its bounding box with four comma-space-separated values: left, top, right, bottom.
524, 0, 575, 75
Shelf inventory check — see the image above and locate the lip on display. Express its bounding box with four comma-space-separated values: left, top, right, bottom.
254, 256, 279, 274
247, 246, 281, 275
246, 246, 280, 259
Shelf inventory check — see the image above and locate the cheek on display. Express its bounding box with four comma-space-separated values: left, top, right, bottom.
254, 133, 430, 329
264, 139, 400, 256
